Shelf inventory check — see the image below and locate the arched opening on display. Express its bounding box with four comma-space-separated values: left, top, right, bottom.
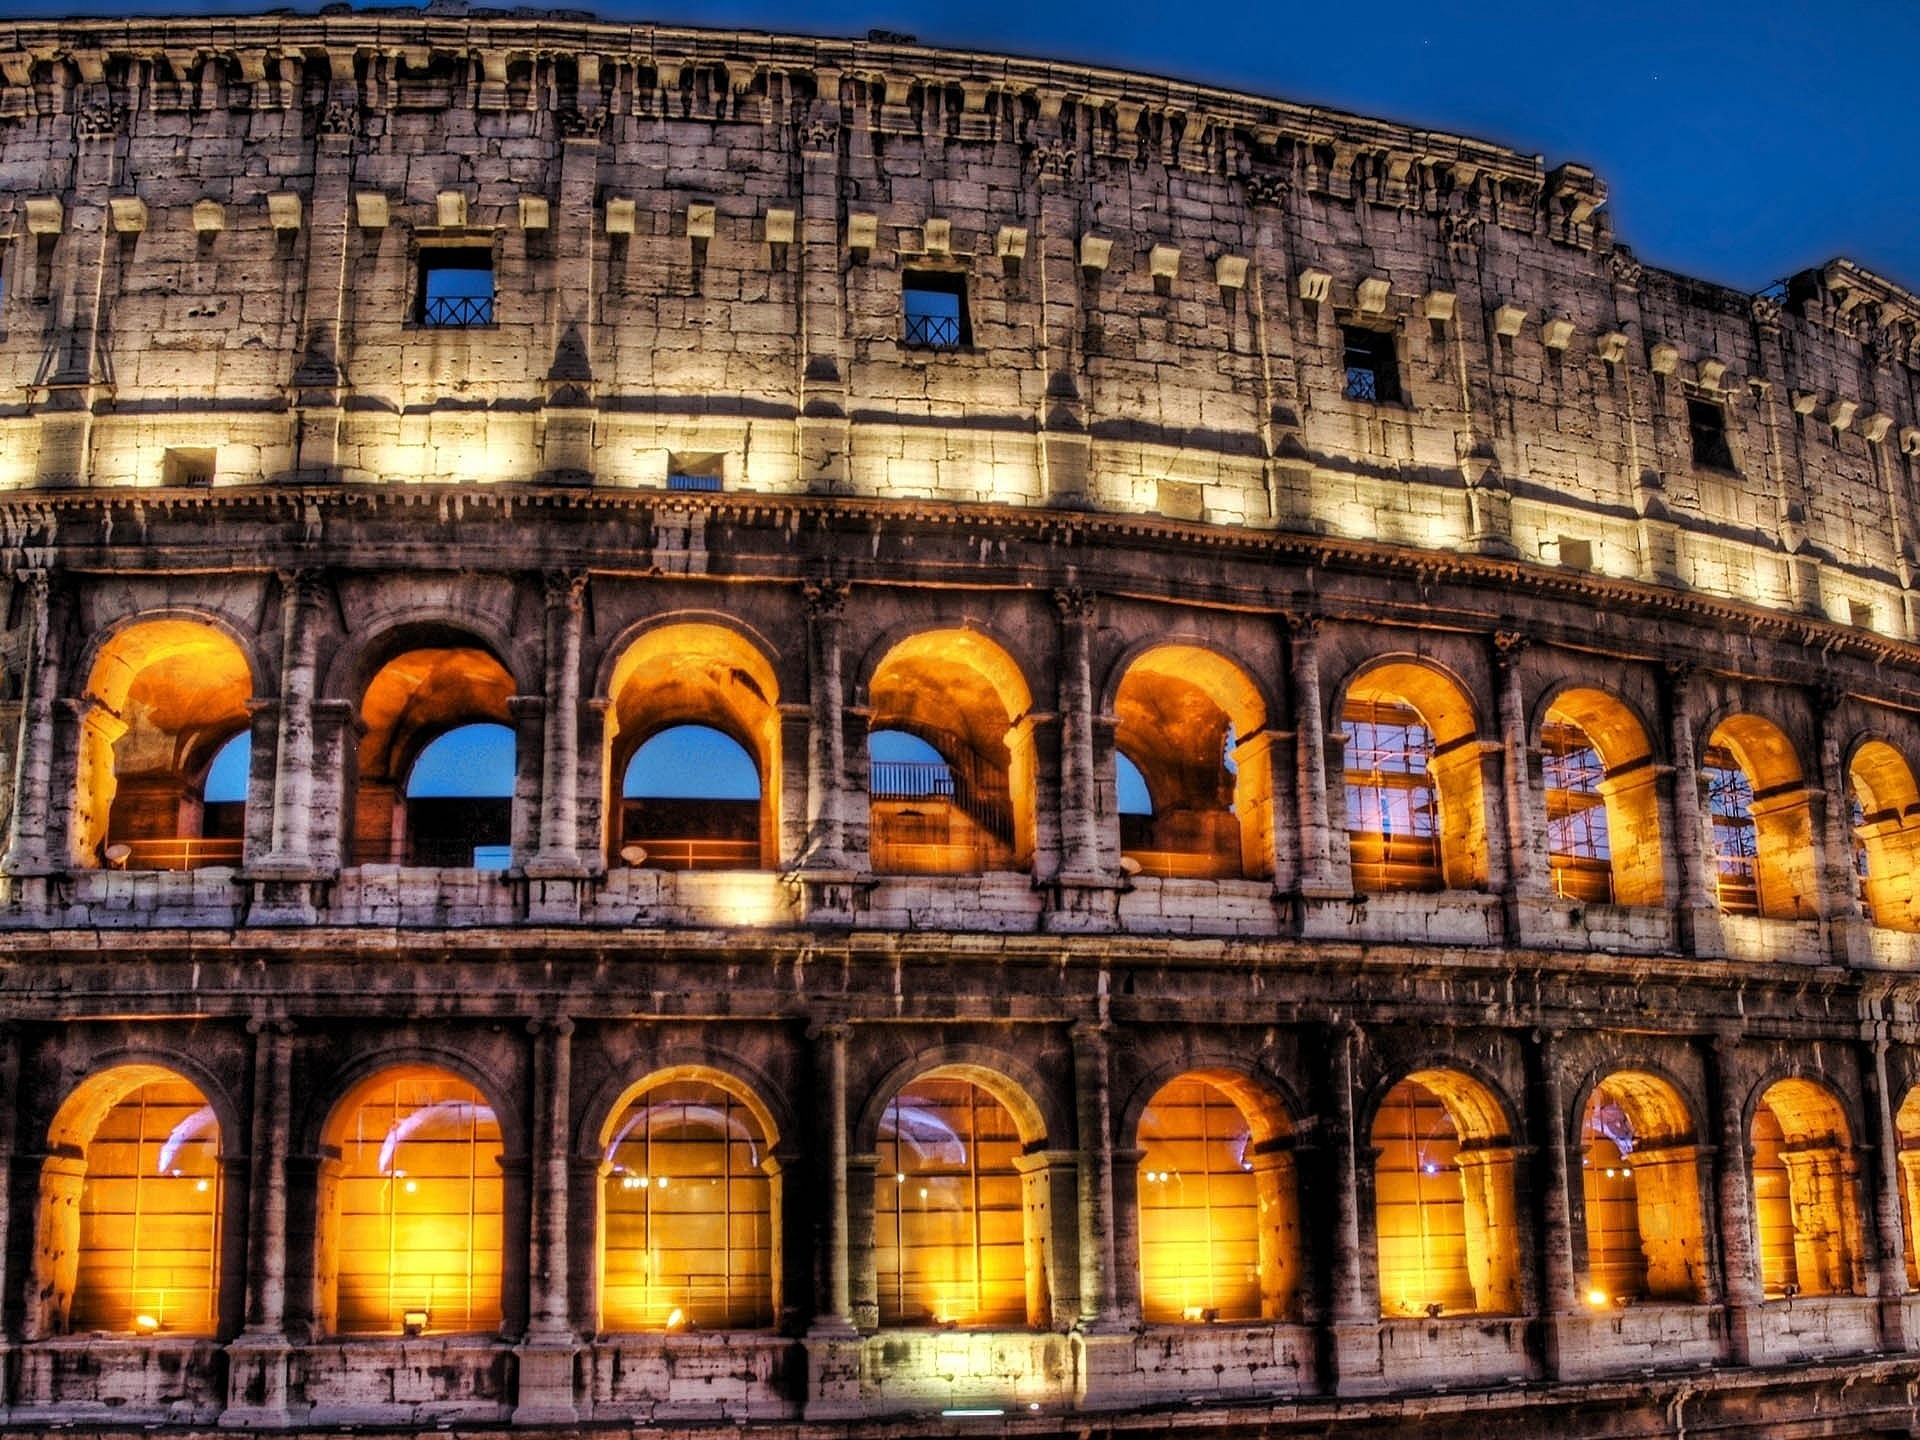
1371, 1069, 1519, 1317
1577, 1073, 1707, 1306
1541, 690, 1664, 907
604, 624, 781, 870
600, 1073, 778, 1331
1703, 716, 1817, 920
1893, 1087, 1920, 1289
1342, 662, 1486, 894
619, 726, 763, 870
80, 619, 254, 871
1751, 1078, 1862, 1299
875, 1071, 1044, 1327
1112, 645, 1273, 880
867, 631, 1034, 875
319, 1066, 503, 1335
404, 723, 515, 869
34, 1066, 222, 1337
353, 644, 516, 868
1850, 741, 1920, 931
1136, 1073, 1298, 1322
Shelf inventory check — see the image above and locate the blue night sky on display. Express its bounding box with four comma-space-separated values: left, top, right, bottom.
24, 0, 1920, 293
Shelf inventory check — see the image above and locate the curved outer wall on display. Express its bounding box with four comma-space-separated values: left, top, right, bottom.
0, 12, 1916, 1440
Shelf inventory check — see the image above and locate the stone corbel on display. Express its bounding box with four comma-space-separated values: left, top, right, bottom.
435, 190, 467, 228
1149, 243, 1180, 294
24, 197, 62, 235
475, 48, 512, 111
107, 196, 146, 234
193, 198, 225, 235
1297, 268, 1331, 304
1648, 342, 1679, 375
1697, 356, 1727, 389
845, 212, 876, 257
1595, 331, 1628, 365
354, 192, 388, 229
266, 192, 301, 232
1540, 317, 1574, 351
1791, 389, 1820, 416
765, 207, 794, 267
1355, 276, 1391, 314
1424, 290, 1456, 322
1860, 412, 1893, 444
1828, 399, 1859, 432
604, 197, 636, 236
922, 217, 951, 255
1493, 303, 1527, 338
1899, 426, 1920, 457
1215, 255, 1248, 291
996, 224, 1027, 276
1079, 233, 1113, 274
0, 52, 30, 119
518, 195, 548, 231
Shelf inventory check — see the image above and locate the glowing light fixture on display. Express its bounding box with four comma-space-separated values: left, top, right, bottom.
1586, 1288, 1609, 1308
133, 1314, 161, 1333
402, 1309, 428, 1337
942, 1409, 1005, 1419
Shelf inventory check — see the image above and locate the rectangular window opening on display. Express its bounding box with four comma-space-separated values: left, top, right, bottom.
1341, 325, 1401, 404
1849, 600, 1875, 630
903, 269, 970, 351
417, 247, 495, 328
1687, 395, 1736, 471
666, 452, 725, 492
1558, 536, 1594, 570
163, 447, 216, 488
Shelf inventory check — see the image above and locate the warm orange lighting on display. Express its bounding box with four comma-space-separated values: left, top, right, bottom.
327, 1067, 503, 1335
601, 1077, 774, 1332
64, 1072, 221, 1336
876, 1078, 1027, 1327
1586, 1288, 1609, 1308
1137, 1078, 1265, 1324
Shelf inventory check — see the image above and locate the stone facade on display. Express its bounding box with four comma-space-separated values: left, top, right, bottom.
0, 9, 1916, 1440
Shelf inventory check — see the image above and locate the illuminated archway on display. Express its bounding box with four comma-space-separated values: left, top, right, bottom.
1703, 716, 1816, 920
1370, 1069, 1519, 1317
1342, 662, 1486, 894
1894, 1086, 1920, 1289
34, 1065, 222, 1336
603, 623, 782, 870
353, 644, 516, 868
79, 618, 254, 870
1136, 1072, 1298, 1322
1850, 740, 1920, 931
1112, 645, 1273, 880
867, 630, 1035, 875
599, 1070, 778, 1330
404, 723, 515, 868
1577, 1072, 1707, 1305
319, 1066, 503, 1335
1751, 1078, 1862, 1299
874, 1068, 1044, 1327
1541, 690, 1664, 907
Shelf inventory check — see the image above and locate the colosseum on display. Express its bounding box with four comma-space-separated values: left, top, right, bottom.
0, 8, 1916, 1440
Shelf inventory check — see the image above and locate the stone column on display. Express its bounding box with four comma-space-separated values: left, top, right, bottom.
1288, 615, 1346, 900
0, 1024, 17, 1355
1664, 662, 1723, 957
796, 85, 851, 491
1526, 1028, 1578, 1377
514, 1017, 579, 1423
252, 572, 327, 920
1070, 1019, 1121, 1327
3, 571, 59, 886
799, 579, 853, 872
1495, 634, 1553, 915
1053, 589, 1102, 881
291, 51, 360, 479
539, 98, 606, 481
225, 1020, 297, 1424
528, 575, 589, 921
1323, 1021, 1381, 1393
802, 1016, 862, 1420
1813, 685, 1871, 965
1863, 1035, 1910, 1351
34, 95, 118, 488
1707, 1033, 1760, 1364
1032, 103, 1091, 508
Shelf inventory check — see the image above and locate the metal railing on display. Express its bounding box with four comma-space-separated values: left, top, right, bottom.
1121, 848, 1242, 881
113, 838, 243, 872
618, 837, 761, 871
904, 312, 960, 349
421, 293, 494, 328
349, 838, 511, 869
870, 760, 956, 800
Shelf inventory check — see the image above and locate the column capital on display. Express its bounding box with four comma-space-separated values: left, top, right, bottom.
543, 569, 589, 610
1282, 610, 1322, 642
1052, 586, 1098, 622
1493, 629, 1532, 666
802, 576, 849, 620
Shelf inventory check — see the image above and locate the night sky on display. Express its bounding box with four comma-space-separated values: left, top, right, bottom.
19, 0, 1920, 293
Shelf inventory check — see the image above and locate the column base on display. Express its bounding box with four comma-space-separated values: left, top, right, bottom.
524, 874, 586, 924
1043, 874, 1119, 933
1722, 1301, 1759, 1366
801, 1324, 865, 1420
244, 876, 322, 926
1828, 914, 1874, 967
1327, 1320, 1385, 1396
1679, 904, 1725, 958
1069, 1327, 1138, 1408
786, 870, 872, 927
1878, 1292, 1909, 1353
220, 1335, 303, 1428
510, 1339, 581, 1424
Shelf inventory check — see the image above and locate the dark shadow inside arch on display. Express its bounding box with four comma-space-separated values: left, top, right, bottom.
402, 723, 515, 869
